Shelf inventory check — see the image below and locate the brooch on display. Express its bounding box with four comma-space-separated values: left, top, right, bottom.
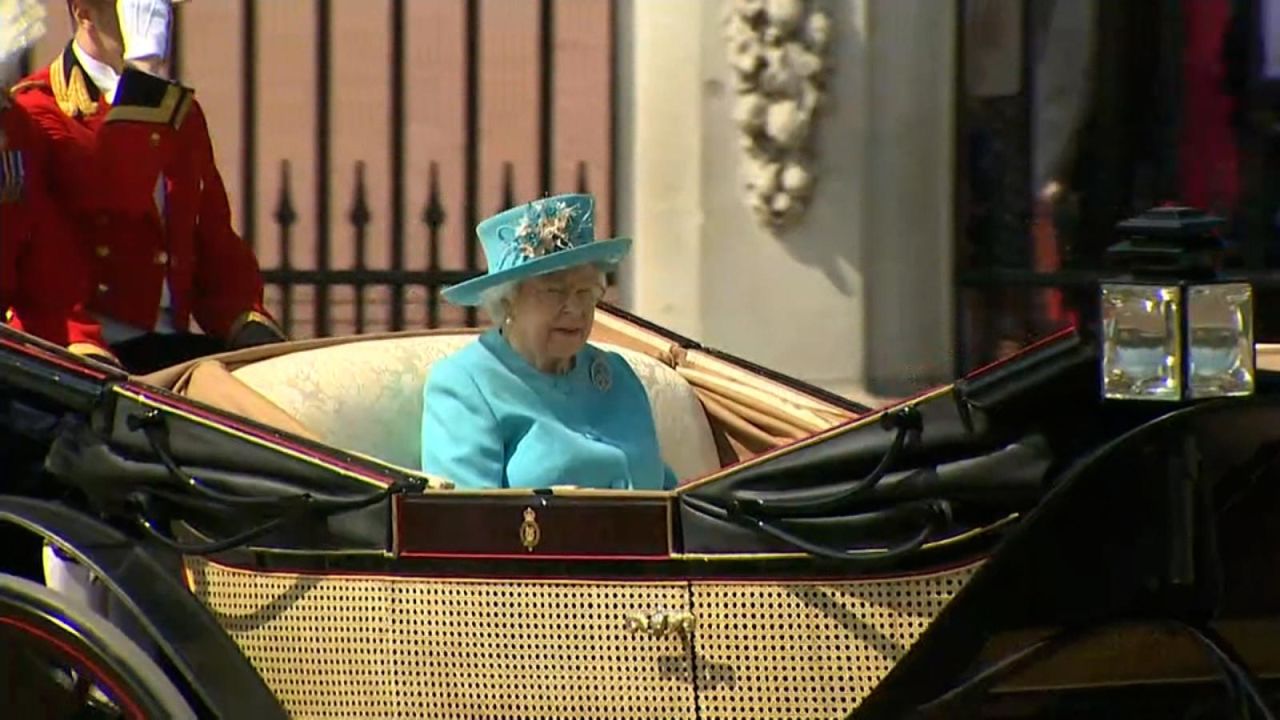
589, 356, 612, 392
513, 199, 581, 259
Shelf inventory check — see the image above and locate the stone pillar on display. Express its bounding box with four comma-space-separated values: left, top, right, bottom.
860, 0, 958, 396
617, 0, 956, 399
615, 0, 709, 338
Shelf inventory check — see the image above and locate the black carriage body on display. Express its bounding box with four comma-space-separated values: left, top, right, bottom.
1, 313, 1279, 719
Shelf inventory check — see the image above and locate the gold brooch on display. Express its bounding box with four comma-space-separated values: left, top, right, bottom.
519, 507, 541, 552
513, 199, 581, 259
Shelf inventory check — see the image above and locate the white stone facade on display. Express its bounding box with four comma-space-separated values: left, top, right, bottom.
616, 0, 957, 400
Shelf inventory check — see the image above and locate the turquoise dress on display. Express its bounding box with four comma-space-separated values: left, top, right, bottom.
420, 329, 677, 490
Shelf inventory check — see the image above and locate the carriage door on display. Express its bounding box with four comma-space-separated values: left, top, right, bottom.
687, 565, 982, 719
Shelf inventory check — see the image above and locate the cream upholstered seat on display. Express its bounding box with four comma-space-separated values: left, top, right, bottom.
229, 334, 722, 484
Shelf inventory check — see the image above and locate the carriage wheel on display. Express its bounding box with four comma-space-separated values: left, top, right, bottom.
0, 573, 197, 719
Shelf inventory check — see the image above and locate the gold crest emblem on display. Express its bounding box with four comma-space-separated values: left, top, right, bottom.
519, 507, 541, 551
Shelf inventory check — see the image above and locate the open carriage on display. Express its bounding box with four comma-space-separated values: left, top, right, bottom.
2, 209, 1280, 719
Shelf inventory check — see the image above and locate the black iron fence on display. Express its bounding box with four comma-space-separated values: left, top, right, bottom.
263, 157, 599, 337
7, 1, 614, 340
195, 0, 615, 339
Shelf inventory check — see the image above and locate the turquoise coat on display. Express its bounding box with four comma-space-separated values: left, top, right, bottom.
421, 329, 677, 491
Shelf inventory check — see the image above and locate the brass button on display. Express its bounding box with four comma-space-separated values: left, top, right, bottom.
94, 245, 109, 258
154, 250, 169, 265
96, 283, 109, 294
149, 132, 161, 147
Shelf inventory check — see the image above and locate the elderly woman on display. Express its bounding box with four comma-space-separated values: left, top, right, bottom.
421, 194, 677, 491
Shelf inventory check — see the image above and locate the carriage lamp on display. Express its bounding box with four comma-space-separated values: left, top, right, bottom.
1100, 207, 1255, 401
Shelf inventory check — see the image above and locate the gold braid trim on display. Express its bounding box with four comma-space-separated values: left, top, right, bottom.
8, 79, 47, 96
105, 83, 187, 127
171, 90, 194, 129
47, 54, 69, 114
69, 67, 98, 116
48, 55, 99, 118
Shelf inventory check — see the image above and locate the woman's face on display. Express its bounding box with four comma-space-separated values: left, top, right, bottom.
507, 265, 607, 367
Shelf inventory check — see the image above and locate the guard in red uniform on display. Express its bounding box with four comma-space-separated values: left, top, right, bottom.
1, 83, 116, 361
12, 0, 284, 374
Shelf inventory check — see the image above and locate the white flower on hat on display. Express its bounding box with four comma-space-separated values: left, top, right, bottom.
514, 199, 581, 259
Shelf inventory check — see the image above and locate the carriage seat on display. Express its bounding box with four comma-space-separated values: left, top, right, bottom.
228, 334, 722, 484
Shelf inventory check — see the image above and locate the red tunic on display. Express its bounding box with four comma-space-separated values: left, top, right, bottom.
1178, 0, 1239, 214
11, 44, 279, 344
0, 93, 110, 357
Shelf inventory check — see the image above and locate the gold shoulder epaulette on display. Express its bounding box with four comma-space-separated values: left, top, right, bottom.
7, 79, 47, 96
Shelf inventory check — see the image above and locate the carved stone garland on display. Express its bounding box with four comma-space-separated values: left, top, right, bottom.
723, 0, 832, 232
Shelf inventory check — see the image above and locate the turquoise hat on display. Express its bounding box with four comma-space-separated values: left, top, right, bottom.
442, 194, 631, 306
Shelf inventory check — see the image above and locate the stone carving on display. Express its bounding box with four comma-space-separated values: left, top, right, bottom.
724, 0, 832, 231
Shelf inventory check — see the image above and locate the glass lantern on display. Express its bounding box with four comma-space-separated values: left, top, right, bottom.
1099, 207, 1255, 402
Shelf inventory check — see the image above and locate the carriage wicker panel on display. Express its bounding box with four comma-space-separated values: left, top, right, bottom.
690, 561, 983, 719
185, 558, 697, 719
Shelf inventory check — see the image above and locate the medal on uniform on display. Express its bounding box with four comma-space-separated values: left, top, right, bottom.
0, 149, 23, 204
590, 356, 611, 392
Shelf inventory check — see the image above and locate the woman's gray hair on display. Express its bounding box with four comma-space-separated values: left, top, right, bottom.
478, 263, 613, 327
478, 280, 520, 327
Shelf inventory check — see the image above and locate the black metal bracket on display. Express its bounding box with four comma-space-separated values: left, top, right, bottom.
124, 410, 165, 434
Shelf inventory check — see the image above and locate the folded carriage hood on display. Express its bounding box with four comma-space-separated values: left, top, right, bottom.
40, 384, 414, 553
685, 330, 1106, 504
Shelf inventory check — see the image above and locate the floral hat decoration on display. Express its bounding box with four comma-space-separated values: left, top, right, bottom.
442, 193, 631, 306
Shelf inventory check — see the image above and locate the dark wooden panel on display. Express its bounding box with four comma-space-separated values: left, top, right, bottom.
394, 494, 672, 559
